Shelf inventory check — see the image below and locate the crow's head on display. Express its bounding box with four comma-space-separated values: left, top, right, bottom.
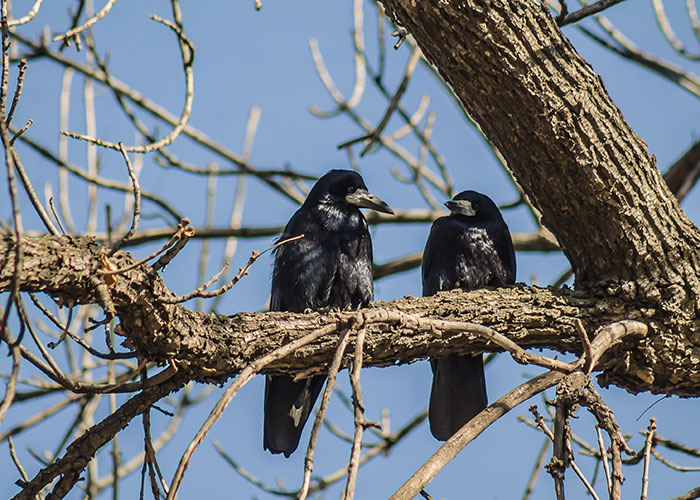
306, 169, 393, 215
445, 190, 502, 223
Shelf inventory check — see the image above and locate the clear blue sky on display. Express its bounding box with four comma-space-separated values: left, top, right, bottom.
2, 1, 700, 499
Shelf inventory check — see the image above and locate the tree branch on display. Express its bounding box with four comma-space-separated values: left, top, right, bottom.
0, 235, 672, 396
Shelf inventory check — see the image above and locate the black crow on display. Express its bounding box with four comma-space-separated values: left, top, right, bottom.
264, 169, 393, 457
422, 190, 515, 440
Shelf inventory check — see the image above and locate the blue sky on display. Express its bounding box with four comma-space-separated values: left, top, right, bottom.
2, 1, 700, 499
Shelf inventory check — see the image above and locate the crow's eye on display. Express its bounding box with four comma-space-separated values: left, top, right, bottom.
472, 203, 480, 211
347, 186, 356, 194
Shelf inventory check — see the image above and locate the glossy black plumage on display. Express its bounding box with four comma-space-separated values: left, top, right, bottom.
422, 190, 515, 441
264, 169, 393, 457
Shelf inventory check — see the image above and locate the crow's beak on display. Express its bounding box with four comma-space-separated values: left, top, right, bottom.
346, 189, 394, 215
445, 199, 476, 217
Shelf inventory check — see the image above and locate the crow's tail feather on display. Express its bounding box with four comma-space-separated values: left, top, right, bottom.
428, 354, 487, 441
263, 374, 326, 457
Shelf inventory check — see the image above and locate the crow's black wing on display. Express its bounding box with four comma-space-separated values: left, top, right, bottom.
485, 218, 516, 285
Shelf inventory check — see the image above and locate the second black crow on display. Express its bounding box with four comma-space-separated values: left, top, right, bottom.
422, 190, 515, 440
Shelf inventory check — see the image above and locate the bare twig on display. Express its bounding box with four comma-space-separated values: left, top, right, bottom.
575, 319, 593, 374
107, 143, 141, 256
151, 224, 196, 272
15, 375, 187, 499
671, 486, 700, 500
299, 325, 354, 500
12, 127, 182, 222
556, 0, 626, 27
7, 0, 43, 27
652, 0, 700, 60
641, 418, 656, 500
217, 410, 427, 498
99, 218, 192, 277
160, 235, 304, 304
47, 197, 67, 234
652, 434, 700, 458
577, 15, 700, 99
337, 46, 422, 156
596, 425, 612, 495
531, 404, 601, 500
389, 319, 645, 499
0, 327, 20, 426
343, 324, 368, 500
8, 146, 60, 235
53, 0, 117, 43
651, 449, 700, 472
6, 58, 26, 126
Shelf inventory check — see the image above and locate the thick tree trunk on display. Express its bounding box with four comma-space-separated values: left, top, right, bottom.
381, 0, 700, 290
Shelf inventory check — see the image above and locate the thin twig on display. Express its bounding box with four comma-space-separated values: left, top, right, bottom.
0, 326, 20, 426
557, 0, 626, 27
216, 410, 428, 499
651, 449, 700, 472
106, 143, 141, 256
670, 486, 700, 500
6, 58, 26, 126
7, 0, 43, 27
9, 118, 31, 145
347, 0, 366, 109
10, 30, 305, 204
343, 324, 368, 500
641, 418, 656, 500
652, 434, 700, 458
652, 0, 700, 60
8, 146, 60, 235
338, 46, 421, 156
596, 425, 612, 495
47, 197, 67, 234
8, 437, 32, 488
12, 125, 182, 223
57, 66, 76, 232
532, 404, 601, 500
577, 14, 700, 99
52, 0, 117, 43
16, 375, 187, 499
299, 325, 354, 500
99, 219, 192, 277
209, 107, 256, 312
160, 235, 304, 304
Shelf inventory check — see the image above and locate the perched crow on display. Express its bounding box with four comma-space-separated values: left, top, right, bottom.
264, 169, 393, 457
422, 190, 515, 440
